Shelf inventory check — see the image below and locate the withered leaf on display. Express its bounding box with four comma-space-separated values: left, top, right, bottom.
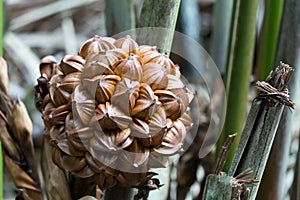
148, 107, 167, 136
3, 154, 41, 193
101, 48, 129, 67
85, 152, 106, 173
75, 165, 96, 178
0, 57, 9, 95
12, 100, 39, 183
46, 165, 72, 200
0, 117, 22, 161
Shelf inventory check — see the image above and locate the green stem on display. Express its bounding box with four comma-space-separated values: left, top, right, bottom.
105, 0, 136, 36
256, 0, 283, 80
217, 0, 259, 172
137, 0, 181, 55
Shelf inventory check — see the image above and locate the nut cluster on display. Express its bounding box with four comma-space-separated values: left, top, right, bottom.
35, 35, 194, 189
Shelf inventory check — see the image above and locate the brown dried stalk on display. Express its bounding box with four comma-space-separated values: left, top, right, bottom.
0, 58, 42, 199
256, 62, 295, 109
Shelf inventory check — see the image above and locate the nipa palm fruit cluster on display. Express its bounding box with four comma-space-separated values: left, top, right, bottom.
35, 35, 194, 190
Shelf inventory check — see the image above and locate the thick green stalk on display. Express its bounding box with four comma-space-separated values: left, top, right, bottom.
0, 0, 3, 198
215, 0, 239, 167
218, 0, 259, 171
256, 0, 283, 80
258, 0, 300, 199
105, 0, 136, 36
137, 0, 181, 55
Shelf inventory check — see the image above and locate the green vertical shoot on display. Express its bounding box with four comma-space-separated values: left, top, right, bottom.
256, 0, 283, 80
137, 0, 181, 55
217, 0, 259, 172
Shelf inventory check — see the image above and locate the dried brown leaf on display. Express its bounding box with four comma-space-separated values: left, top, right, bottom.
0, 57, 9, 95
12, 100, 39, 184
0, 117, 22, 161
4, 154, 42, 199
46, 165, 72, 200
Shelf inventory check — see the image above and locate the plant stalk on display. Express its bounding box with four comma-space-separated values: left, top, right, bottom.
104, 0, 136, 36
258, 0, 300, 199
137, 0, 181, 55
217, 0, 259, 172
256, 0, 283, 80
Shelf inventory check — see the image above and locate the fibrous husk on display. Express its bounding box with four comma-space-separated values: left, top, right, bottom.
39, 55, 57, 80
35, 35, 195, 193
114, 35, 139, 54
78, 35, 116, 59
